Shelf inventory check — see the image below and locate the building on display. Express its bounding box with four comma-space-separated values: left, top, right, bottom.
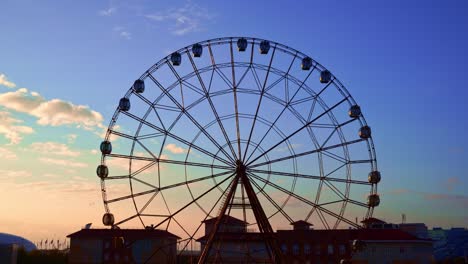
0, 232, 37, 264
0, 244, 18, 264
197, 215, 270, 263
399, 223, 429, 239
428, 227, 468, 262
67, 228, 180, 264
197, 216, 433, 264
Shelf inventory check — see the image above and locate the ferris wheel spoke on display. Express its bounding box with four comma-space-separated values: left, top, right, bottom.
315, 76, 336, 98
249, 138, 365, 169
108, 130, 136, 140
119, 110, 233, 165
148, 73, 236, 165
105, 175, 130, 180
131, 176, 158, 189
234, 64, 252, 88
185, 47, 238, 160
248, 173, 361, 228
113, 214, 139, 227
321, 150, 348, 164
244, 69, 316, 163
247, 168, 370, 185
106, 189, 159, 204
159, 170, 234, 192
247, 96, 349, 166
318, 200, 345, 207
174, 177, 235, 258
323, 180, 347, 200
319, 118, 359, 149
107, 170, 233, 206
249, 176, 294, 223
349, 159, 374, 164
138, 191, 159, 214
346, 199, 368, 208
242, 47, 277, 162
150, 172, 236, 230
180, 79, 205, 96
316, 209, 331, 229
264, 54, 297, 95
250, 66, 263, 91
228, 42, 243, 159
106, 153, 232, 170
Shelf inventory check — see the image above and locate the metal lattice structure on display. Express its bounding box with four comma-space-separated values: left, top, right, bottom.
97, 37, 380, 263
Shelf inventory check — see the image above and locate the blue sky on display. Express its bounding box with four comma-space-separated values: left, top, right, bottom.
0, 0, 467, 242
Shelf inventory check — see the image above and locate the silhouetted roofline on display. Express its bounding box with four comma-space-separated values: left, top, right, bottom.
67, 228, 180, 239
361, 217, 386, 224
291, 220, 313, 226
202, 215, 248, 224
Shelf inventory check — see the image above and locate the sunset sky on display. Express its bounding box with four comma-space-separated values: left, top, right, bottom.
1, 0, 467, 243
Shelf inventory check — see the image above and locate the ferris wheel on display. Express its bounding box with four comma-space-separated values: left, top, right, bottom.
97, 37, 380, 262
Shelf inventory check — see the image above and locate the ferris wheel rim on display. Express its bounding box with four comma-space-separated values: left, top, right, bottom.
99, 36, 379, 235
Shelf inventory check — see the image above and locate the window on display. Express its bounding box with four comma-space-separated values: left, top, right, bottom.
327, 244, 334, 255
315, 245, 321, 255
304, 244, 311, 255
293, 244, 299, 255
339, 244, 346, 255
281, 244, 287, 253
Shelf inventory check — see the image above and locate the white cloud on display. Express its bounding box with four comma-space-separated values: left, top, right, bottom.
99, 7, 116, 16
0, 169, 32, 179
42, 173, 59, 178
30, 142, 80, 157
0, 73, 16, 88
67, 134, 78, 144
39, 157, 88, 168
145, 2, 215, 36
164, 143, 186, 154
0, 147, 18, 160
0, 111, 34, 144
113, 26, 131, 40
120, 31, 131, 40
0, 88, 104, 129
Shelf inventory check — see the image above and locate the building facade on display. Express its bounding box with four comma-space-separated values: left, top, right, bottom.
67, 228, 179, 264
428, 227, 468, 262
197, 216, 434, 264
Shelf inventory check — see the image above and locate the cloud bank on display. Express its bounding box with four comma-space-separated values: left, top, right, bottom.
0, 88, 104, 143
0, 73, 16, 88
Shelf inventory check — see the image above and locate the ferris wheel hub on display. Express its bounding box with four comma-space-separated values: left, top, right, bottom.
235, 159, 247, 177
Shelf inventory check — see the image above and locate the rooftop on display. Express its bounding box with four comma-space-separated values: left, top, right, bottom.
198, 229, 431, 242
202, 215, 247, 225
67, 228, 180, 240
360, 217, 387, 224
291, 220, 313, 226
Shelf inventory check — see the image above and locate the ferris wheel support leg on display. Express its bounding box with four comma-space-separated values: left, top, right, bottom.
197, 175, 240, 264
240, 171, 284, 264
